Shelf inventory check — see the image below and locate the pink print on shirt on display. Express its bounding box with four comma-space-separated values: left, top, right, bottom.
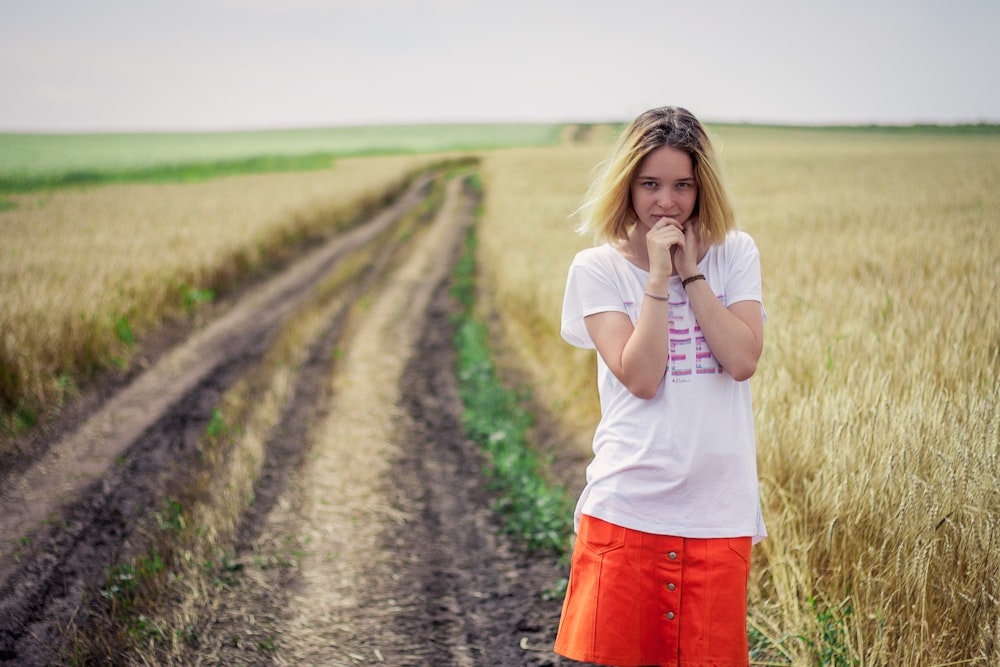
667, 294, 724, 381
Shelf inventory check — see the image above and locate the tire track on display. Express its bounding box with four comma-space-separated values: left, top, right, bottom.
195, 176, 583, 667
0, 175, 433, 665
193, 176, 473, 665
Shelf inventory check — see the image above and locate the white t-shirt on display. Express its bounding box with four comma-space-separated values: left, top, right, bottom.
561, 230, 767, 542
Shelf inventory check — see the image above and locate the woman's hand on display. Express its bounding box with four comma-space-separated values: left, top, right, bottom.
645, 216, 684, 280
671, 218, 701, 279
646, 216, 699, 278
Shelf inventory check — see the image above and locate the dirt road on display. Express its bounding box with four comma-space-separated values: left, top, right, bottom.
0, 172, 589, 665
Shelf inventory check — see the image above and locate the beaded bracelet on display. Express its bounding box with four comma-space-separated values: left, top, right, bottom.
682, 274, 706, 288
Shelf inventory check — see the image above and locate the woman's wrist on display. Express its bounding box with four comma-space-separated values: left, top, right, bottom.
645, 277, 670, 299
676, 267, 698, 281
681, 273, 706, 288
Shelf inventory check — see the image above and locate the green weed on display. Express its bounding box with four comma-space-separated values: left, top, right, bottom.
800, 597, 860, 667
181, 285, 216, 311
449, 184, 573, 555
205, 408, 231, 442
153, 497, 186, 533
12, 402, 37, 430
100, 562, 138, 607
114, 314, 134, 347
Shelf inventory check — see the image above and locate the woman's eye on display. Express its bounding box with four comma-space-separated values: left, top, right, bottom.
642, 180, 658, 189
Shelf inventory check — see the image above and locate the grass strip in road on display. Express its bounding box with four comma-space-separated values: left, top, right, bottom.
449, 175, 573, 556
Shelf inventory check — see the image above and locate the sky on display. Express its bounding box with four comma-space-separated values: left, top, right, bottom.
1, 0, 998, 132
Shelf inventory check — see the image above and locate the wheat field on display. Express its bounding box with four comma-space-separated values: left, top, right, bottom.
476, 128, 1000, 665
0, 153, 437, 435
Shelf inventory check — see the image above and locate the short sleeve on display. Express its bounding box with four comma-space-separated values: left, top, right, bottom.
560, 249, 629, 349
724, 232, 765, 320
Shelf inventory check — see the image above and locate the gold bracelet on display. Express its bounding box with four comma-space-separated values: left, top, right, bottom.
644, 291, 669, 302
681, 274, 705, 288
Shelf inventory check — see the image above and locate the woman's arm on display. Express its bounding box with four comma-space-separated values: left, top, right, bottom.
583, 217, 683, 399
676, 223, 763, 382
585, 285, 763, 396
683, 285, 763, 381
584, 293, 672, 399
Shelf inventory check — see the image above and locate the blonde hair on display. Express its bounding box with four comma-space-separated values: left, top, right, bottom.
577, 106, 735, 246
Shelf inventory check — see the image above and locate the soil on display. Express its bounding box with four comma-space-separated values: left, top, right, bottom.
0, 173, 596, 666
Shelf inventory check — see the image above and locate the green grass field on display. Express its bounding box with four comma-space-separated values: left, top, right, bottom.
0, 123, 563, 194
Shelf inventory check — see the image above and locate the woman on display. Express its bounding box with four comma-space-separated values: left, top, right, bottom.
554, 106, 766, 667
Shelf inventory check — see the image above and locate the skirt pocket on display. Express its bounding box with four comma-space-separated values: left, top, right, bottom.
578, 514, 627, 555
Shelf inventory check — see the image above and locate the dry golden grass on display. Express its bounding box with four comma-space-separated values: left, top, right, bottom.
0, 154, 437, 431
476, 145, 607, 447
477, 129, 1000, 665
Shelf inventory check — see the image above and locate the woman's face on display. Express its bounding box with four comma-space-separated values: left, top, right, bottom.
629, 145, 698, 231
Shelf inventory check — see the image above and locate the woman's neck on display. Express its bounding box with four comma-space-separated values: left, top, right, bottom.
614, 230, 654, 272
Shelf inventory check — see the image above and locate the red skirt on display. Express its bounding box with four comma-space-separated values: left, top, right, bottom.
554, 514, 752, 667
